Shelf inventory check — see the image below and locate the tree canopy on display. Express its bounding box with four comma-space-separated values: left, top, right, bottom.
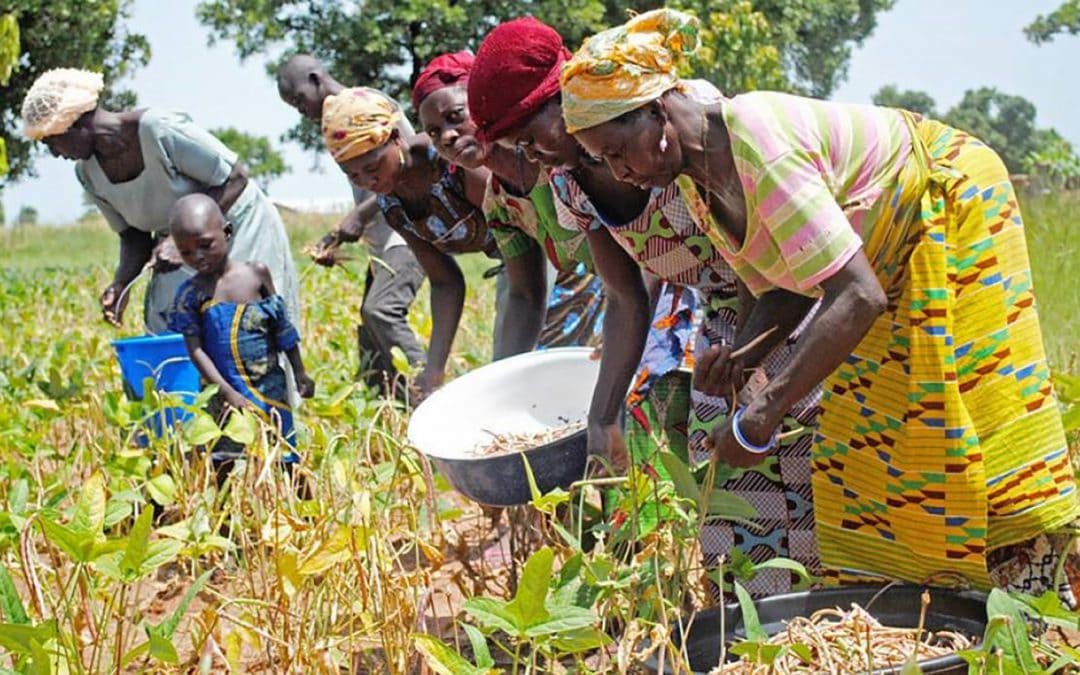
0, 0, 149, 183
872, 84, 1075, 176
1025, 0, 1080, 43
196, 0, 895, 150
211, 127, 289, 192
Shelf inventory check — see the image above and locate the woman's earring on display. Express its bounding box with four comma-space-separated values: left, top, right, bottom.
397, 145, 406, 169
659, 133, 668, 153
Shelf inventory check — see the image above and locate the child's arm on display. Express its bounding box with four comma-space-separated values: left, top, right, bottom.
285, 346, 315, 398
183, 334, 252, 411
252, 264, 315, 398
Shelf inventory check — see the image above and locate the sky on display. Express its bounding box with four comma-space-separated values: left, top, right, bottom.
4, 0, 1080, 225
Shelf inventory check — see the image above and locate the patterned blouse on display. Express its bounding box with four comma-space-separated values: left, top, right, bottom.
377, 145, 502, 257
484, 171, 593, 274
681, 91, 912, 297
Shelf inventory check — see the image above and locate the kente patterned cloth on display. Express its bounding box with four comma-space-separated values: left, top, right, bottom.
679, 89, 1079, 591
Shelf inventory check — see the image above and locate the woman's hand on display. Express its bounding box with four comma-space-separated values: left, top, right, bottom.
410, 366, 444, 403
693, 343, 746, 400
706, 404, 776, 469
100, 282, 130, 327
150, 236, 184, 273
586, 421, 629, 475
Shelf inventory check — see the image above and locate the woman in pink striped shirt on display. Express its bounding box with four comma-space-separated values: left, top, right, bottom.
564, 8, 1079, 599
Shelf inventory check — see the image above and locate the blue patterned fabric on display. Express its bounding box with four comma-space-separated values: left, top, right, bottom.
376, 145, 497, 256
169, 280, 300, 457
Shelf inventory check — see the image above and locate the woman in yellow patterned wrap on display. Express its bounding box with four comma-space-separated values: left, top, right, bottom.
564, 8, 1080, 601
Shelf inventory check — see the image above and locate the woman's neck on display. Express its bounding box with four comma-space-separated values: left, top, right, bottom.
670, 95, 730, 190
485, 144, 538, 195
91, 109, 141, 161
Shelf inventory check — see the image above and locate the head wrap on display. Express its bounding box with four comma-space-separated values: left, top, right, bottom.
21, 68, 105, 140
321, 87, 402, 163
412, 50, 475, 112
560, 9, 700, 134
468, 17, 571, 143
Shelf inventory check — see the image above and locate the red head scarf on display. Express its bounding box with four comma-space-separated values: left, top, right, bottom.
467, 17, 571, 143
411, 50, 475, 112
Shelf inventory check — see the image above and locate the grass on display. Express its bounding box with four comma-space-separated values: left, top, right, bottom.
0, 193, 1075, 673
1019, 191, 1079, 369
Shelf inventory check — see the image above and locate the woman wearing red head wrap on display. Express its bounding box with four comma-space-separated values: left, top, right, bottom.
469, 17, 826, 597
415, 50, 604, 350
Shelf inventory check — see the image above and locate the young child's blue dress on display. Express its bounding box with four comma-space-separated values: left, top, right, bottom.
168, 279, 301, 463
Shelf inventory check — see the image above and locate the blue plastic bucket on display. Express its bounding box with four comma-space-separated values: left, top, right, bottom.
111, 333, 201, 438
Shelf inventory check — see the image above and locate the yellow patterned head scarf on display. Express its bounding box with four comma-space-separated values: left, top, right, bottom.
321, 87, 402, 163
560, 8, 700, 134
21, 68, 105, 140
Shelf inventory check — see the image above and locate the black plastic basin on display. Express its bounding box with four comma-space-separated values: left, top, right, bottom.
647, 585, 986, 674
428, 429, 588, 507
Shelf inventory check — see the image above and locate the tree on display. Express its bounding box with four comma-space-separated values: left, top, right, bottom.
211, 127, 289, 192
682, 0, 894, 98
195, 0, 895, 150
0, 0, 150, 182
872, 84, 937, 117
1025, 0, 1080, 43
16, 205, 37, 227
942, 87, 1045, 174
0, 12, 20, 181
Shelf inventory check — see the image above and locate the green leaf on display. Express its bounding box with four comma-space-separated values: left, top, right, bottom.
103, 498, 133, 528
751, 558, 815, 590
1013, 590, 1080, 629
548, 626, 612, 654
1061, 403, 1080, 433
985, 589, 1040, 672
0, 566, 28, 624
522, 454, 543, 505
120, 507, 153, 579
119, 642, 151, 669
146, 474, 177, 506
154, 568, 214, 639
523, 606, 598, 637
707, 491, 758, 522
462, 597, 519, 636
141, 539, 182, 574
40, 519, 92, 563
7, 479, 28, 515
223, 410, 257, 445
659, 452, 700, 501
0, 620, 56, 655
506, 546, 554, 628
412, 634, 481, 675
148, 630, 179, 664
1053, 371, 1080, 402
70, 471, 106, 536
183, 411, 221, 446
193, 384, 220, 409
734, 581, 767, 642
462, 624, 493, 670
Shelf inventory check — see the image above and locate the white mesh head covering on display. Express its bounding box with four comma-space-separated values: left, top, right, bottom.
21, 68, 104, 140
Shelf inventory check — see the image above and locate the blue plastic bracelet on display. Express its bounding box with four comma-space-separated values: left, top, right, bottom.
731, 407, 777, 454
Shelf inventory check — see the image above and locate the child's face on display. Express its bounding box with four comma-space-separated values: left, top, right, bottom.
174, 216, 229, 275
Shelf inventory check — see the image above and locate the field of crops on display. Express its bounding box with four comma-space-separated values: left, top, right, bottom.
0, 194, 1076, 673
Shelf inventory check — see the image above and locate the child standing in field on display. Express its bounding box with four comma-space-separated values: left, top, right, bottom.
167, 194, 315, 478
